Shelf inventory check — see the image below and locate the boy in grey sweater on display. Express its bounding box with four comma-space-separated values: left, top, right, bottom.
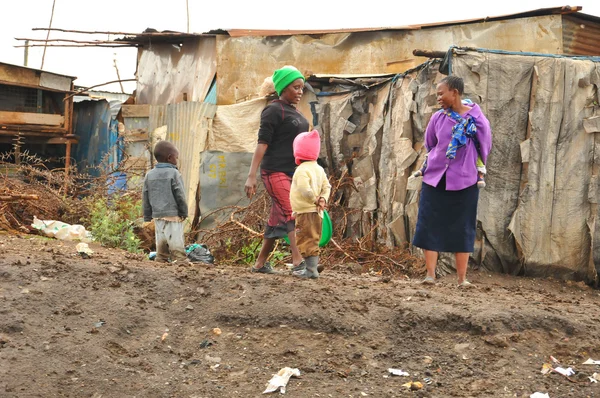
143, 141, 188, 263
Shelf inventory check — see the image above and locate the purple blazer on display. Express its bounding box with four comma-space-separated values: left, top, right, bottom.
423, 103, 492, 191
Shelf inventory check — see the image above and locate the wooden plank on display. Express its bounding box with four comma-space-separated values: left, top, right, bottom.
47, 137, 78, 144
0, 79, 72, 93
122, 128, 149, 142
0, 64, 40, 86
122, 105, 150, 118
0, 125, 66, 134
123, 156, 150, 170
0, 111, 64, 126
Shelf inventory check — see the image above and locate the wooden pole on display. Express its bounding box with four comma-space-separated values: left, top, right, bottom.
16, 43, 133, 48
41, 0, 57, 70
17, 37, 133, 44
412, 49, 447, 58
0, 194, 39, 201
64, 140, 71, 192
113, 57, 125, 93
64, 79, 136, 100
14, 139, 21, 165
186, 0, 190, 33
24, 40, 29, 66
33, 27, 145, 36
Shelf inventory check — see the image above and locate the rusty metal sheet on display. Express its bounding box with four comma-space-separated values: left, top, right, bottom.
562, 14, 600, 56
224, 6, 582, 37
216, 15, 563, 104
136, 37, 216, 105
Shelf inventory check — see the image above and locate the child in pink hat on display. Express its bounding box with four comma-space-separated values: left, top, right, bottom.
289, 130, 331, 278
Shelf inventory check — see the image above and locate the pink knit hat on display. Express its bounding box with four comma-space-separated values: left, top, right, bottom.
293, 130, 321, 165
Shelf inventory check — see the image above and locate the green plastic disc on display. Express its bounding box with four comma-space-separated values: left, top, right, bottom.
283, 209, 332, 248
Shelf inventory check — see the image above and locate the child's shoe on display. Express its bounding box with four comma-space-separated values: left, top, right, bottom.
291, 261, 307, 277
477, 175, 486, 189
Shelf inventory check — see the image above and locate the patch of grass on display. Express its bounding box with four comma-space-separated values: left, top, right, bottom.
86, 194, 142, 253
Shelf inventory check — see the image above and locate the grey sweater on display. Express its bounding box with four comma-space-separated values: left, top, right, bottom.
142, 163, 188, 222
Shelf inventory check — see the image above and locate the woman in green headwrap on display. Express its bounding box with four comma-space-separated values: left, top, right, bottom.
245, 66, 309, 274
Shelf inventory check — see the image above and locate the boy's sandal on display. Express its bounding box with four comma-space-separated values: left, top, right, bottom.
421, 276, 436, 285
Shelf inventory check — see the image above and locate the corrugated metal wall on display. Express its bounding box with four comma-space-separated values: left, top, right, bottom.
563, 15, 600, 56
148, 102, 217, 220
73, 100, 119, 176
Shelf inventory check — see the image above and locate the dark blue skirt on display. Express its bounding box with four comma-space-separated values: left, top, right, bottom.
412, 174, 479, 253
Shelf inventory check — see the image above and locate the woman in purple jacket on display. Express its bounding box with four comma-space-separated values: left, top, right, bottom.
412, 76, 492, 287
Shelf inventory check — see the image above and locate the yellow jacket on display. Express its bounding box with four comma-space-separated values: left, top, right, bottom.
290, 161, 331, 214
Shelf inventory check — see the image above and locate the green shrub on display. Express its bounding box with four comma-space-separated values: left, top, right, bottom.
239, 238, 288, 265
87, 194, 142, 253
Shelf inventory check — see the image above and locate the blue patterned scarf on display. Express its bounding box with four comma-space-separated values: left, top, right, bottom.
443, 108, 477, 159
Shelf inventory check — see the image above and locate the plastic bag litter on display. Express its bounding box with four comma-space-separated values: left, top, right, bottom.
583, 358, 600, 365
553, 367, 575, 377
76, 242, 94, 258
186, 243, 214, 264
530, 393, 550, 398
32, 216, 92, 242
388, 368, 409, 376
263, 367, 300, 394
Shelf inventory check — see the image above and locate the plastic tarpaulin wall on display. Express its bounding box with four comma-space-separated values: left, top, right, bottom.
208, 98, 266, 153
197, 151, 254, 229
314, 50, 599, 284
136, 37, 217, 105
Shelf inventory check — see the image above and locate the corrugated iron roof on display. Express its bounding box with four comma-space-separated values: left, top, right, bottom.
117, 5, 593, 42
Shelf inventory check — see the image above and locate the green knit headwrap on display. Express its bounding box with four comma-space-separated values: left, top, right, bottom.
272, 66, 305, 96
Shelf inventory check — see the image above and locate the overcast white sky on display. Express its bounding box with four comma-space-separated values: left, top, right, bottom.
1, 0, 599, 93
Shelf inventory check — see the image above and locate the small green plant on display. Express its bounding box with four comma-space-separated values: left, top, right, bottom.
238, 238, 288, 265
87, 194, 142, 253
240, 239, 262, 264
269, 249, 287, 264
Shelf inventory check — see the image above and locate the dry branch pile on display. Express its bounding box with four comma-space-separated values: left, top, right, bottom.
1, 151, 423, 276
193, 173, 423, 277
0, 161, 82, 233
0, 151, 118, 234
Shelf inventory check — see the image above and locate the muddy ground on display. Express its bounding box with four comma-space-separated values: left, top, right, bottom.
1, 234, 600, 398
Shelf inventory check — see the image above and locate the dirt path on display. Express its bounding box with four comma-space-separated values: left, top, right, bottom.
1, 234, 599, 397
